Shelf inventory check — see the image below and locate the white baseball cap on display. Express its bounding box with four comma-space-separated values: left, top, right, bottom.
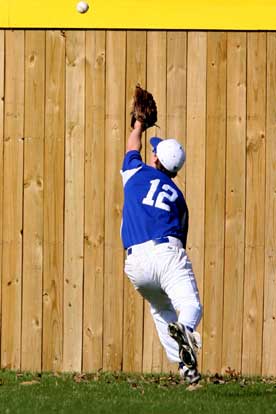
150, 137, 186, 173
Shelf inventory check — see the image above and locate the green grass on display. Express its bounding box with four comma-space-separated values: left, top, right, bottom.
0, 370, 276, 413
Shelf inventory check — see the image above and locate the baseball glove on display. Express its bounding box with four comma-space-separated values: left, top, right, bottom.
130, 84, 158, 131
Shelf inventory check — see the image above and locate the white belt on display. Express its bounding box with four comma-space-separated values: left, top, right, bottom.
126, 236, 182, 256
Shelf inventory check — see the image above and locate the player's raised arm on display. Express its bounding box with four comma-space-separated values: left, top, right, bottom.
126, 120, 143, 153
126, 84, 157, 154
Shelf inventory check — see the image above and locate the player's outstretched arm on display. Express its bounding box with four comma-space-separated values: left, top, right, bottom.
127, 84, 157, 153
126, 120, 143, 153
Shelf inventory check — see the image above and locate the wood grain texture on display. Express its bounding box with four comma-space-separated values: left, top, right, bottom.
83, 30, 106, 372
263, 32, 276, 376
123, 31, 146, 373
242, 32, 266, 376
63, 30, 85, 372
21, 30, 45, 371
186, 31, 207, 370
103, 31, 126, 371
1, 30, 24, 370
0, 31, 4, 361
0, 29, 274, 376
203, 32, 227, 374
43, 30, 65, 372
167, 31, 187, 196
222, 32, 246, 374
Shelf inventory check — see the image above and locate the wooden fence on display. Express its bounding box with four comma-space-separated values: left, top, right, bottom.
0, 29, 275, 376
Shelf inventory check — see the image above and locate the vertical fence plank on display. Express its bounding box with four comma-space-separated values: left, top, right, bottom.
1, 30, 24, 369
63, 30, 85, 372
164, 30, 187, 373
186, 31, 207, 370
123, 30, 146, 373
203, 32, 227, 374
21, 30, 45, 371
43, 30, 65, 371
242, 33, 266, 376
83, 30, 106, 372
146, 31, 167, 145
222, 32, 246, 374
0, 30, 4, 359
263, 32, 276, 376
103, 31, 126, 371
143, 31, 167, 373
167, 32, 187, 196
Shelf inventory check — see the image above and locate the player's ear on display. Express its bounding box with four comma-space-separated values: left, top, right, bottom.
155, 157, 162, 168
149, 152, 158, 168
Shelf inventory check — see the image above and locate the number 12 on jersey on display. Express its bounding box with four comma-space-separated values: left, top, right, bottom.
142, 179, 178, 212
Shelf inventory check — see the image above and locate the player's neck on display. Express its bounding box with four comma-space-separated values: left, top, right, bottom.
156, 162, 177, 179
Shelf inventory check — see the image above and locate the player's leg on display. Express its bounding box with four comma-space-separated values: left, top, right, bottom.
160, 247, 202, 379
124, 250, 182, 363
149, 297, 181, 363
124, 244, 201, 382
150, 301, 201, 384
162, 247, 202, 332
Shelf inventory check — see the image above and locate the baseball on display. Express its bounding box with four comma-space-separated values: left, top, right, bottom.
76, 1, 89, 13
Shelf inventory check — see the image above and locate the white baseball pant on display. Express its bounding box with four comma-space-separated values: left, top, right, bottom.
124, 237, 202, 363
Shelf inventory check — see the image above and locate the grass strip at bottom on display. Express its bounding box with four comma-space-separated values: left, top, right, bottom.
0, 370, 276, 414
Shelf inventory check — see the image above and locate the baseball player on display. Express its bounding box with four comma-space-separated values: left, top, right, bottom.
120, 119, 203, 384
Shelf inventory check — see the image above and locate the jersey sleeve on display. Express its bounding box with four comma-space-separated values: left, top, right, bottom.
122, 150, 143, 171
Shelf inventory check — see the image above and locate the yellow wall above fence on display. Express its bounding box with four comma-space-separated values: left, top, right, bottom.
0, 0, 276, 29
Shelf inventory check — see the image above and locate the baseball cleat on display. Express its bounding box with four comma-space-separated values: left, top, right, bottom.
168, 322, 198, 370
179, 362, 201, 384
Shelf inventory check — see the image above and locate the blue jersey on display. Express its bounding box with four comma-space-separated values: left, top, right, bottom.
120, 150, 189, 249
